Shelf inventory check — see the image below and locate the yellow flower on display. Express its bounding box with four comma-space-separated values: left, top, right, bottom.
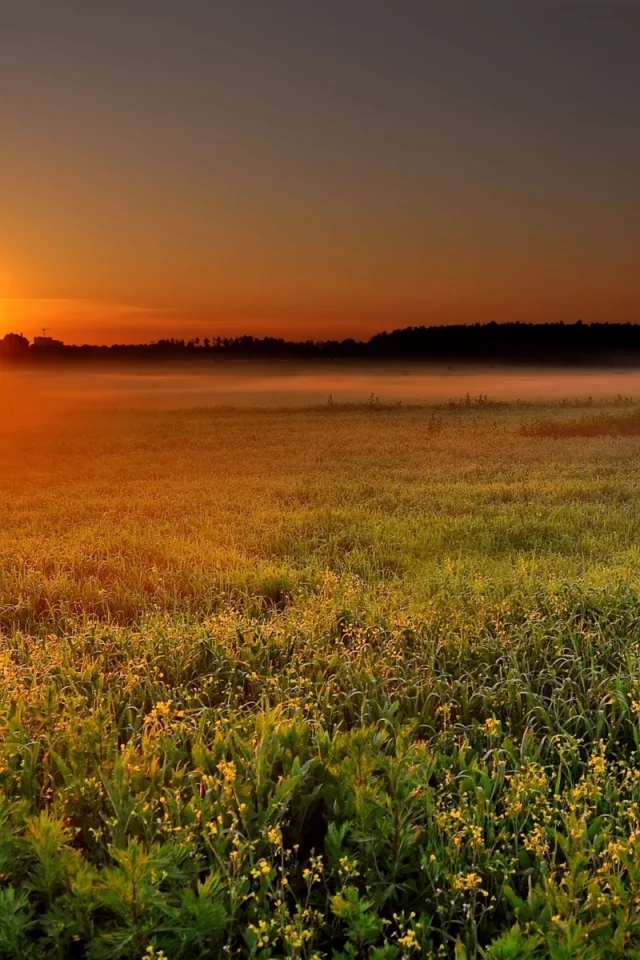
217, 759, 237, 782
453, 871, 484, 893
481, 717, 500, 736
398, 929, 418, 950
267, 826, 282, 847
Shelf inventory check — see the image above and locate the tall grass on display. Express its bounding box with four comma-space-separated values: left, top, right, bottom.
521, 409, 640, 438
1, 401, 640, 957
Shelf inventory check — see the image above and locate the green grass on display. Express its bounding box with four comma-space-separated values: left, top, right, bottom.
2, 400, 640, 958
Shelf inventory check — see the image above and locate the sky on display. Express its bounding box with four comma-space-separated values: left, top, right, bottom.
1, 0, 640, 345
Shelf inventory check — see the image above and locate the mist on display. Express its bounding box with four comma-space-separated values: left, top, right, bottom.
2, 362, 640, 434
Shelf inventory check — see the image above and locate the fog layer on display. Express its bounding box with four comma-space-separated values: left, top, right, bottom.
1, 363, 639, 431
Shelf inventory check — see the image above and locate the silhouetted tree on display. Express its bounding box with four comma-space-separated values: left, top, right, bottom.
1, 322, 639, 367
0, 333, 30, 358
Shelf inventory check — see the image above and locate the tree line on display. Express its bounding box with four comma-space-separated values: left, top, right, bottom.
2, 321, 640, 365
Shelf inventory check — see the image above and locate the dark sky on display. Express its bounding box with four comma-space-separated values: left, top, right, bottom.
2, 0, 639, 343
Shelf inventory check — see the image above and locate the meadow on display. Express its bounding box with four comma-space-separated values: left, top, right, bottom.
2, 382, 640, 958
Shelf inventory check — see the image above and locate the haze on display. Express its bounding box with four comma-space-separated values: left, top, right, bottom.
2, 365, 640, 438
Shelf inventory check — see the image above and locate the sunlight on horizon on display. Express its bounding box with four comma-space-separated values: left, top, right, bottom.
0, 299, 9, 334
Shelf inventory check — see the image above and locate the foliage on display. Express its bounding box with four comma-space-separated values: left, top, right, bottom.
1, 399, 640, 956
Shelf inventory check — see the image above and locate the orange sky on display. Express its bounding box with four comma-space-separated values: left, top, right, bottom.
2, 2, 640, 345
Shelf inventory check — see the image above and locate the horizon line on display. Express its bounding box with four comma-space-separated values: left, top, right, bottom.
4, 317, 640, 349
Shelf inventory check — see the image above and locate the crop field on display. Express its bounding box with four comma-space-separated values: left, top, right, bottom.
2, 393, 640, 958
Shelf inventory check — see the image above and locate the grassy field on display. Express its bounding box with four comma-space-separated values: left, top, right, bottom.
2, 395, 640, 958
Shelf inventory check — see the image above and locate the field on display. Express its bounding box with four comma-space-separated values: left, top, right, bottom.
2, 385, 640, 958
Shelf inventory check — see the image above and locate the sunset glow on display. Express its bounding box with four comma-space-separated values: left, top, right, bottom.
4, 5, 640, 955
2, 1, 639, 344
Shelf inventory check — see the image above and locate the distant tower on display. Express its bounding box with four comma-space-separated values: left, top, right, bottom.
33, 328, 64, 348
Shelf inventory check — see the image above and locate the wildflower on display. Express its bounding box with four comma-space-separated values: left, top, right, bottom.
248, 920, 271, 948
523, 824, 549, 858
267, 826, 282, 847
398, 929, 418, 950
338, 855, 359, 878
468, 824, 484, 849
453, 871, 485, 893
217, 759, 237, 782
436, 702, 453, 729
588, 744, 607, 779
481, 717, 500, 736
